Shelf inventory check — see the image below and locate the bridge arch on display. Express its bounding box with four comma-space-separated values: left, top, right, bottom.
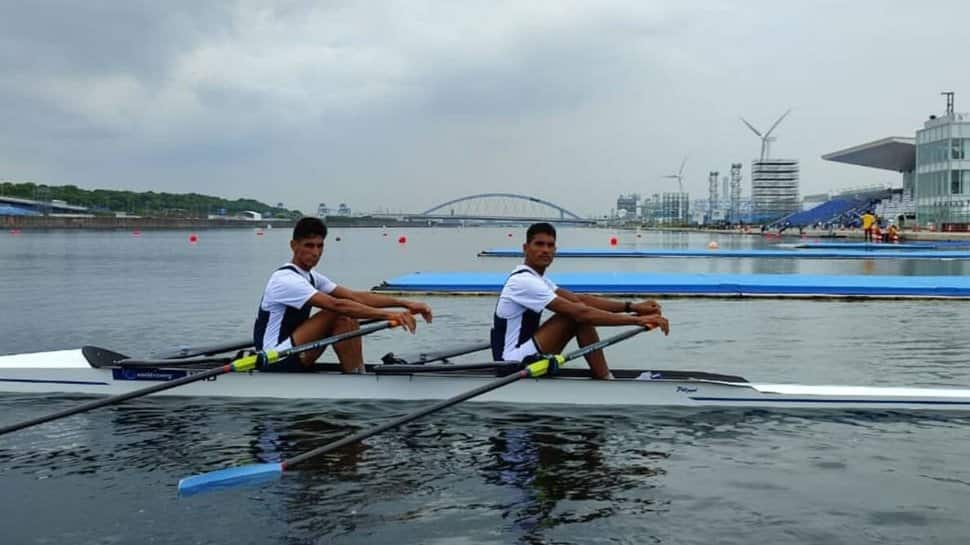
420, 193, 583, 220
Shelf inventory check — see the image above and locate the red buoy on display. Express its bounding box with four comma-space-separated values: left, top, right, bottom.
507, 232, 513, 238
10, 229, 22, 235
609, 236, 618, 246
188, 233, 199, 244
398, 235, 407, 244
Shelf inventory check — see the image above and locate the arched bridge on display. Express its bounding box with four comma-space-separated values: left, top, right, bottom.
372, 192, 596, 225
421, 193, 585, 221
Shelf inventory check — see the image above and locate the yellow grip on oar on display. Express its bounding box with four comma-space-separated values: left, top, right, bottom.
231, 351, 279, 373
525, 355, 565, 378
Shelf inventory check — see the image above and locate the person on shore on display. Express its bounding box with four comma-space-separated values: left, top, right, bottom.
861, 210, 876, 242
888, 222, 900, 242
490, 222, 670, 380
254, 217, 432, 373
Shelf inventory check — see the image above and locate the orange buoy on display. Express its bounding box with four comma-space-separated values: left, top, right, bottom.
707, 241, 719, 250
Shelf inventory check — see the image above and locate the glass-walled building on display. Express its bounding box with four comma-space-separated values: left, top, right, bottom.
915, 112, 970, 228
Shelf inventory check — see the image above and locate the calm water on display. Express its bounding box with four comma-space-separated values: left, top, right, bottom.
2, 227, 970, 544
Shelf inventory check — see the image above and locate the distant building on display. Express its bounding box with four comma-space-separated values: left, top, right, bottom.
615, 193, 639, 218
276, 202, 285, 209
0, 195, 88, 215
660, 192, 690, 225
914, 107, 970, 228
820, 92, 970, 229
336, 203, 351, 215
237, 210, 263, 221
751, 159, 800, 221
317, 203, 330, 217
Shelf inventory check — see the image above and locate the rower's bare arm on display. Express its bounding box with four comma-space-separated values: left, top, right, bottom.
332, 288, 432, 323
546, 297, 669, 334
557, 288, 661, 316
308, 291, 418, 332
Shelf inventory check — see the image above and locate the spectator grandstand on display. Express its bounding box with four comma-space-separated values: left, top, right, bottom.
771, 187, 907, 229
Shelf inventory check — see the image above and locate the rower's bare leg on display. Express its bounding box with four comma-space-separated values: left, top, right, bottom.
575, 323, 609, 379
533, 314, 611, 380
330, 316, 363, 373
290, 311, 363, 373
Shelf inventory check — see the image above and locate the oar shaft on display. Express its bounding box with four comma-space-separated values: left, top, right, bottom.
0, 365, 229, 436
284, 327, 647, 469
175, 327, 650, 495
0, 321, 395, 437
284, 370, 526, 468
375, 362, 508, 374
276, 321, 393, 362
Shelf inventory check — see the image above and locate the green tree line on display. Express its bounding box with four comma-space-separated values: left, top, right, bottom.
0, 182, 300, 218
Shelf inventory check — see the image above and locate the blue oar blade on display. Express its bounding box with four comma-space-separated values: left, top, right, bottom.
177, 462, 283, 497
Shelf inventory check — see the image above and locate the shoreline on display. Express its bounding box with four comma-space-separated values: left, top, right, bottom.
1, 215, 424, 231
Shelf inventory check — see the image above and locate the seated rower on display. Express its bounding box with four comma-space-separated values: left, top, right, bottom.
491, 222, 670, 380
254, 217, 432, 373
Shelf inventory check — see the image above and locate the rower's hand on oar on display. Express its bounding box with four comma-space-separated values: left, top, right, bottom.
636, 314, 669, 335
387, 311, 419, 333
631, 300, 662, 316
404, 301, 433, 323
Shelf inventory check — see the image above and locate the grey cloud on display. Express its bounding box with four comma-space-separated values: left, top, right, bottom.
1, 1, 969, 214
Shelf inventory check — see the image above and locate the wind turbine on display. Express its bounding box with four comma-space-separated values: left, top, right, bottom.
663, 155, 688, 193
740, 109, 791, 160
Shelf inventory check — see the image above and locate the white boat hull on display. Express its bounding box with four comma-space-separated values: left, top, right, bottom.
2, 349, 970, 410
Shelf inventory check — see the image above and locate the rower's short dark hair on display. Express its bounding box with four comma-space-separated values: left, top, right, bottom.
526, 222, 556, 242
293, 217, 327, 241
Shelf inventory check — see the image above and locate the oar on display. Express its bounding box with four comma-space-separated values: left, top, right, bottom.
177, 326, 648, 496
153, 319, 383, 361
380, 340, 490, 365
0, 321, 397, 437
154, 339, 254, 360
374, 362, 510, 374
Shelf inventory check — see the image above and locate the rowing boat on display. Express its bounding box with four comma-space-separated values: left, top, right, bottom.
1, 344, 970, 411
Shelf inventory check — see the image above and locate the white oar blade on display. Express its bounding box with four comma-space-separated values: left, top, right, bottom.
178, 462, 283, 496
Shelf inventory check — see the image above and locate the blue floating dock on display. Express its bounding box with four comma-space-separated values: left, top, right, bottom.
793, 241, 970, 250
478, 247, 970, 260
376, 272, 970, 299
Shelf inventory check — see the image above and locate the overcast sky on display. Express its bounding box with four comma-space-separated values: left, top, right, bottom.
1, 1, 967, 216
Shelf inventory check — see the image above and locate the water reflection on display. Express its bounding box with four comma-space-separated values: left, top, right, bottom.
479, 419, 667, 544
